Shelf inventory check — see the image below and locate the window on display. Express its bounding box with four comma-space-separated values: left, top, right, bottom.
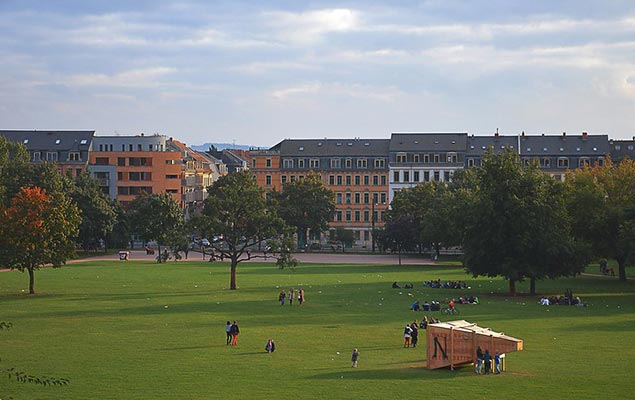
374, 158, 385, 168
346, 175, 351, 185
345, 158, 352, 168
99, 144, 104, 151
380, 192, 387, 204
266, 159, 272, 168
542, 158, 551, 168
433, 154, 440, 163
447, 153, 457, 163
413, 171, 420, 182
364, 192, 370, 204
380, 175, 386, 186
355, 175, 360, 185
354, 192, 361, 204
345, 210, 352, 221
424, 154, 430, 163
354, 211, 360, 222
80, 139, 88, 145
46, 152, 58, 162
117, 172, 123, 180
597, 157, 605, 167
467, 158, 475, 167
69, 152, 81, 161
129, 157, 150, 166
55, 139, 61, 145
424, 171, 430, 181
413, 154, 420, 163
434, 171, 440, 181
403, 171, 410, 182
336, 211, 342, 222
328, 175, 335, 185
331, 158, 341, 169
558, 158, 569, 168
32, 152, 41, 162
393, 171, 400, 182
364, 175, 369, 185
309, 159, 320, 168
579, 158, 590, 168
252, 159, 257, 168
129, 144, 133, 152
372, 175, 378, 185
396, 153, 407, 163
166, 189, 178, 194
345, 192, 351, 204
336, 193, 342, 204
373, 192, 379, 204
266, 175, 272, 185
138, 144, 142, 151
283, 159, 294, 169
337, 175, 343, 185
95, 157, 109, 165
297, 159, 305, 168
357, 158, 367, 169
364, 231, 370, 241
129, 172, 151, 181
281, 175, 287, 183
290, 176, 296, 182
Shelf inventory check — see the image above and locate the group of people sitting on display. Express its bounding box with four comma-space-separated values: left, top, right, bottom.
410, 300, 441, 311
392, 282, 413, 289
423, 279, 469, 289
539, 289, 585, 306
455, 296, 479, 305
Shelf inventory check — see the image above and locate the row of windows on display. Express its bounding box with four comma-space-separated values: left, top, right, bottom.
335, 192, 387, 205
281, 158, 386, 170
334, 210, 386, 223
392, 170, 452, 183
98, 143, 165, 152
328, 174, 387, 186
31, 151, 80, 162
394, 153, 459, 164
518, 157, 605, 169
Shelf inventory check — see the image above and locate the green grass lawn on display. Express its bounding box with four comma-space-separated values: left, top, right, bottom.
1, 260, 634, 399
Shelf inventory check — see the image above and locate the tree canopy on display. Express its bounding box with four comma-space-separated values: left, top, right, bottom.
127, 192, 183, 262
277, 172, 335, 247
201, 171, 286, 289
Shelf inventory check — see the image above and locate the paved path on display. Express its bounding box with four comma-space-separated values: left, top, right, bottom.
70, 250, 434, 265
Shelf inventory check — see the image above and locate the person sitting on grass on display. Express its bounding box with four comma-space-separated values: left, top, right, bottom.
265, 338, 276, 353
411, 300, 420, 311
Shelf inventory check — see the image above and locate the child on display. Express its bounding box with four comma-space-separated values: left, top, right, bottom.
351, 348, 359, 368
265, 338, 276, 354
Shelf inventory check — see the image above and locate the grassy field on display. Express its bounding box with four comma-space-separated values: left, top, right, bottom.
1, 260, 634, 399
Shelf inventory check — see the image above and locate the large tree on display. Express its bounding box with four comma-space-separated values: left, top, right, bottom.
463, 150, 586, 295
127, 192, 183, 262
567, 159, 635, 281
0, 186, 81, 294
277, 172, 335, 247
67, 171, 117, 251
201, 171, 285, 290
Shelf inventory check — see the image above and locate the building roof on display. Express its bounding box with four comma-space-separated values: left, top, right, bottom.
467, 135, 519, 156
519, 133, 609, 157
428, 320, 522, 343
277, 138, 390, 157
0, 130, 94, 151
608, 139, 635, 162
389, 133, 468, 152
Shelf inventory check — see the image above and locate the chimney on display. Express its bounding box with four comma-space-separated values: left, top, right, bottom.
495, 128, 499, 138
521, 131, 525, 137
582, 132, 588, 141
562, 131, 566, 138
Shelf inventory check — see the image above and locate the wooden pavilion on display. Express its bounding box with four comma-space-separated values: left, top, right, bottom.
426, 320, 523, 370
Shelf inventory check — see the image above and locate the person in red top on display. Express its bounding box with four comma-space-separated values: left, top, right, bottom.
448, 299, 455, 310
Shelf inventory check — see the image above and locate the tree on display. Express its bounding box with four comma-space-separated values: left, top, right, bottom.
277, 172, 335, 247
0, 186, 81, 294
201, 171, 285, 290
67, 171, 117, 251
333, 227, 355, 252
127, 193, 183, 262
463, 150, 585, 295
567, 159, 635, 281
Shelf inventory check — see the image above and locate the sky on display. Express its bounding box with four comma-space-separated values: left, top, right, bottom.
2, 0, 635, 147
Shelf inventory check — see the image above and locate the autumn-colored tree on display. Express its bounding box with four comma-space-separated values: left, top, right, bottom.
0, 186, 81, 294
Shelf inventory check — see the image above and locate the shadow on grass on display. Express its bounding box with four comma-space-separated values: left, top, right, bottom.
310, 366, 464, 380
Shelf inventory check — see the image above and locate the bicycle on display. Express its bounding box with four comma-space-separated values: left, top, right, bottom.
441, 307, 460, 315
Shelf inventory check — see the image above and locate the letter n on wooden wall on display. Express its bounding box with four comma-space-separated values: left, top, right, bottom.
433, 336, 448, 360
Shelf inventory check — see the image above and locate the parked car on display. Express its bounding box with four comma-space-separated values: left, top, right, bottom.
200, 238, 211, 247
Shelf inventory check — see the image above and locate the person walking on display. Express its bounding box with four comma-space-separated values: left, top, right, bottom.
225, 321, 232, 345
230, 321, 240, 346
288, 288, 294, 306
298, 288, 305, 305
494, 352, 501, 374
351, 348, 359, 368
475, 346, 484, 374
278, 289, 286, 306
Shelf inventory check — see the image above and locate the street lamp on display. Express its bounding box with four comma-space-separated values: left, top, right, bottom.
371, 201, 384, 253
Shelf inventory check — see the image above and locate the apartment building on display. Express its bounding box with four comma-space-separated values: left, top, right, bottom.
466, 133, 519, 167
608, 137, 635, 163
88, 135, 182, 205
0, 130, 94, 178
388, 133, 467, 202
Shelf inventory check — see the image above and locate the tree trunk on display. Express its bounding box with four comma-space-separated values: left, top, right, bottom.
398, 245, 402, 266
509, 279, 516, 296
617, 257, 627, 281
28, 267, 35, 294
157, 244, 162, 263
530, 276, 536, 295
230, 259, 237, 290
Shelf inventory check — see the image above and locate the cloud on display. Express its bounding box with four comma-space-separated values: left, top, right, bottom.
271, 82, 403, 102
65, 67, 176, 88
265, 8, 361, 44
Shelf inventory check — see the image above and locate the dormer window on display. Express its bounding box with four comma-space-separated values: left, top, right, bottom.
80, 139, 88, 145
23, 139, 29, 144
55, 139, 61, 145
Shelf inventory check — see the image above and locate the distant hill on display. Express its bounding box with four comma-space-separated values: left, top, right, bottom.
190, 143, 256, 152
